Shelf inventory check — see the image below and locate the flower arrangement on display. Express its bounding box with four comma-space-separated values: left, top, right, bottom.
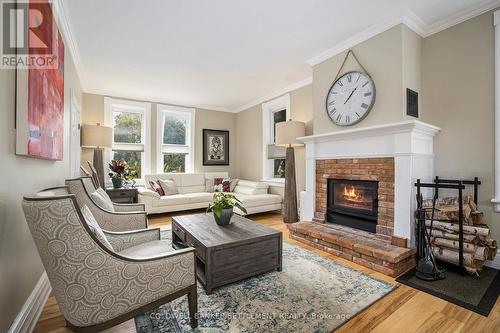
108, 160, 131, 188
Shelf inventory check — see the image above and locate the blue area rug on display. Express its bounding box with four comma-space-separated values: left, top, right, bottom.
135, 230, 396, 332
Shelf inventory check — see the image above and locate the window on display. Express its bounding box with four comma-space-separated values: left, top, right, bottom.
105, 98, 151, 181
262, 94, 290, 184
156, 105, 195, 173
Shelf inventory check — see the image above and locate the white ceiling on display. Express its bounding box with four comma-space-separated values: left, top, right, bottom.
62, 0, 499, 112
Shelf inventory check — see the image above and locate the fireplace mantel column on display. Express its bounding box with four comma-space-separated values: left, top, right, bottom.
302, 142, 315, 221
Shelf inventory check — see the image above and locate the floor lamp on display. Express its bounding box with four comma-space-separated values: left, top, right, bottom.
81, 124, 113, 188
275, 120, 305, 223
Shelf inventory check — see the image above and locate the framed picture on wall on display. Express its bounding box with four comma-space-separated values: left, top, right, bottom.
15, 0, 65, 160
203, 129, 229, 166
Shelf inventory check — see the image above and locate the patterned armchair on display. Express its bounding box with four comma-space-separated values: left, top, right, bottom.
66, 177, 148, 231
22, 187, 198, 332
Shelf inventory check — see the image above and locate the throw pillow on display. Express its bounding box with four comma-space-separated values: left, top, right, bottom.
91, 190, 115, 212
214, 177, 231, 192
159, 179, 178, 196
230, 178, 239, 192
96, 187, 112, 204
205, 178, 215, 193
81, 205, 114, 251
149, 180, 165, 196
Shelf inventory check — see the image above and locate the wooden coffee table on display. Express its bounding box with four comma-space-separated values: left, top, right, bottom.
172, 214, 282, 294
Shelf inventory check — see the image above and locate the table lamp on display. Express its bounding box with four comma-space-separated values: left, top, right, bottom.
81, 123, 113, 187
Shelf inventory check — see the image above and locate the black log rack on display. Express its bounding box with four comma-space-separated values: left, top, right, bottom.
415, 177, 481, 274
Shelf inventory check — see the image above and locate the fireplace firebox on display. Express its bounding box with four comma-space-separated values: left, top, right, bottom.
326, 179, 379, 233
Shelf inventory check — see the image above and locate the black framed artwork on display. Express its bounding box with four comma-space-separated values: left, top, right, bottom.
203, 129, 229, 166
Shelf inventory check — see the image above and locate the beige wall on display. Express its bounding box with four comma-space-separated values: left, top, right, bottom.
422, 10, 499, 241
312, 25, 421, 134
0, 50, 82, 331
81, 93, 239, 178
236, 84, 314, 195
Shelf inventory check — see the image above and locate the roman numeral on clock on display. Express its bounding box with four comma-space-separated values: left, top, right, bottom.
336, 114, 342, 122
361, 103, 369, 109
337, 80, 343, 87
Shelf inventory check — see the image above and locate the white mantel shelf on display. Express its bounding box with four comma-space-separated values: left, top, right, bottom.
299, 119, 441, 245
297, 120, 441, 144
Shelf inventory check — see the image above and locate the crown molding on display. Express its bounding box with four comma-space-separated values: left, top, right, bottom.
85, 88, 235, 113
305, 19, 402, 67
235, 76, 313, 113
306, 0, 500, 66
421, 0, 500, 37
51, 0, 87, 90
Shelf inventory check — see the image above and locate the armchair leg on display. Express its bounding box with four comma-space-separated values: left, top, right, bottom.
188, 285, 198, 329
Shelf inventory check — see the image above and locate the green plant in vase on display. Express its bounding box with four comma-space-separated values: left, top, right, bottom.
207, 192, 247, 225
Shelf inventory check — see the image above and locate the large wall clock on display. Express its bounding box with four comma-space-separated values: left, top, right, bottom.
325, 70, 376, 126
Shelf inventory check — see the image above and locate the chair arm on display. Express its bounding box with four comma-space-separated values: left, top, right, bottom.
113, 202, 146, 212
103, 228, 161, 252
102, 211, 149, 231
138, 188, 161, 199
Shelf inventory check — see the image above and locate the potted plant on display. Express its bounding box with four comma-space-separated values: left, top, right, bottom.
108, 159, 130, 189
207, 192, 247, 225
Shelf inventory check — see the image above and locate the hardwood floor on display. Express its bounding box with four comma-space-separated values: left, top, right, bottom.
34, 211, 500, 332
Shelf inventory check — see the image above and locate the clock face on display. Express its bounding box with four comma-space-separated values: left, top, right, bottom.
325, 71, 376, 126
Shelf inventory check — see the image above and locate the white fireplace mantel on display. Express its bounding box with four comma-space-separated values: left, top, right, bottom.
298, 120, 441, 244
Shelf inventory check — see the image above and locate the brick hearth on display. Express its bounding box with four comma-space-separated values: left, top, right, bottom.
315, 157, 395, 237
288, 222, 416, 277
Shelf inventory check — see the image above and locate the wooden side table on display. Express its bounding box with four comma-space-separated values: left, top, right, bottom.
106, 188, 138, 204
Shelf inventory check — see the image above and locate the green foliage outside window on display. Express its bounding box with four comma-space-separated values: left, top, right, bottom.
114, 151, 141, 179
114, 112, 142, 143
163, 115, 186, 145
274, 158, 285, 178
164, 154, 185, 173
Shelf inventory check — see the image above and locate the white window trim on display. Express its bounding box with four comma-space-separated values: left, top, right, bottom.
104, 97, 151, 184
261, 94, 290, 184
156, 104, 195, 174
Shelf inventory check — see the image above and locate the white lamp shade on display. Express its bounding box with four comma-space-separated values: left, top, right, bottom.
81, 124, 113, 148
275, 120, 305, 147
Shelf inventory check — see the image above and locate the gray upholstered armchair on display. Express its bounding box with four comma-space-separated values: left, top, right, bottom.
65, 177, 148, 231
22, 186, 198, 332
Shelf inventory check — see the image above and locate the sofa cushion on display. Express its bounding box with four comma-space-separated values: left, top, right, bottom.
152, 194, 190, 207
234, 180, 269, 195
186, 192, 213, 204
235, 194, 282, 208
118, 240, 174, 259
158, 179, 178, 195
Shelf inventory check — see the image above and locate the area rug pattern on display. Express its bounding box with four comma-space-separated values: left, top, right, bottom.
135, 230, 396, 333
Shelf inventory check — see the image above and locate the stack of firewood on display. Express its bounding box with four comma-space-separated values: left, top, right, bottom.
422, 196, 497, 275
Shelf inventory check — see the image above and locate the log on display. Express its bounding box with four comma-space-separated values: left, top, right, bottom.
428, 229, 479, 243
425, 220, 490, 237
432, 237, 476, 253
425, 205, 472, 224
474, 246, 488, 261
471, 211, 484, 225
431, 246, 479, 267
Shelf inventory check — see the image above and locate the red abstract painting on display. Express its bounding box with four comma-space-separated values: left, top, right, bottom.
16, 0, 65, 160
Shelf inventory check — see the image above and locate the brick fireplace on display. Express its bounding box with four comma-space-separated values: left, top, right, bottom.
316, 157, 394, 238
288, 120, 441, 277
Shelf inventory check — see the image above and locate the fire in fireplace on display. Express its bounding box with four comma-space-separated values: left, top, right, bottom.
326, 179, 379, 233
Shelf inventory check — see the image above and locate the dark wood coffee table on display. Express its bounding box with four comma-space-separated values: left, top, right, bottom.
172, 214, 282, 294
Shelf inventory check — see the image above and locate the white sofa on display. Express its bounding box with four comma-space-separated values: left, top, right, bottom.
138, 172, 283, 215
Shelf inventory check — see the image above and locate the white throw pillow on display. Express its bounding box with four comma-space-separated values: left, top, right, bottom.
158, 179, 178, 196
230, 179, 239, 192
91, 190, 115, 212
81, 205, 114, 251
96, 187, 112, 203
205, 178, 214, 193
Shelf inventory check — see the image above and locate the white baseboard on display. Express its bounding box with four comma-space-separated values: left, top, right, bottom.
485, 250, 500, 270
8, 272, 52, 333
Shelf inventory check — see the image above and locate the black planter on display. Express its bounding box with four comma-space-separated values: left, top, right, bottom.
213, 207, 234, 225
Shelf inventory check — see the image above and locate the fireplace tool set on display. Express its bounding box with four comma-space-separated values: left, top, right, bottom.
414, 177, 481, 281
